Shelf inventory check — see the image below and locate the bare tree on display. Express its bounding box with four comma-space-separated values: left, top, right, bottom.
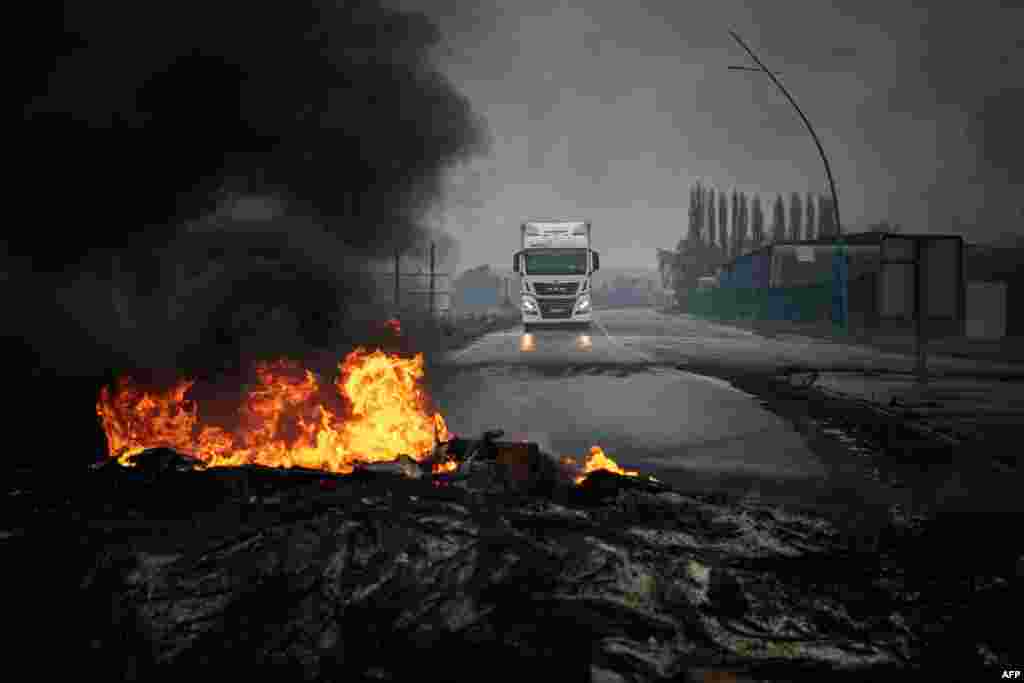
751, 194, 765, 246
737, 193, 749, 255
789, 192, 803, 241
688, 182, 702, 245
772, 194, 786, 242
672, 235, 687, 301
678, 180, 710, 300
818, 195, 835, 237
718, 191, 729, 255
706, 187, 717, 265
730, 190, 740, 259
805, 193, 816, 240
692, 180, 712, 276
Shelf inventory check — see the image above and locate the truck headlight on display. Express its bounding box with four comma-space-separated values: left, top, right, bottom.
575, 294, 591, 312
521, 296, 538, 313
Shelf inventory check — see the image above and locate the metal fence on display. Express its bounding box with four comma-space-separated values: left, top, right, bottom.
366, 272, 452, 318
685, 284, 834, 322
692, 234, 965, 335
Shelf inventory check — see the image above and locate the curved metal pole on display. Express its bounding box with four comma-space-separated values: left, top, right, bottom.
729, 31, 842, 236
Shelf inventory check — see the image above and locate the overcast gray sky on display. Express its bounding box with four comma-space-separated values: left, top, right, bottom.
393, 0, 1023, 270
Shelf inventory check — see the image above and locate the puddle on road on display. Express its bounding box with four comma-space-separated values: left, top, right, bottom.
427, 360, 997, 517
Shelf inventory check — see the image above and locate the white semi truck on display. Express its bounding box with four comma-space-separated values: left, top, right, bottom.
512, 220, 600, 330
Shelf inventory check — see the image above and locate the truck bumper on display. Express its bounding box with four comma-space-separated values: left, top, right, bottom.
522, 311, 592, 326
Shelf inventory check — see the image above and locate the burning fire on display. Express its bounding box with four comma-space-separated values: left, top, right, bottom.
434, 460, 458, 473
97, 336, 641, 485
97, 348, 449, 474
562, 446, 639, 485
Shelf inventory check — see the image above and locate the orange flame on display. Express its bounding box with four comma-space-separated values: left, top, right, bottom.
569, 445, 639, 485
97, 348, 448, 473
432, 460, 458, 474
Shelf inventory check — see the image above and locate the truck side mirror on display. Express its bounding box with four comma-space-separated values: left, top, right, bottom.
513, 252, 520, 273
592, 251, 600, 272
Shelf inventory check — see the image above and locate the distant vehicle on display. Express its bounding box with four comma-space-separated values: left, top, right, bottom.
512, 220, 599, 331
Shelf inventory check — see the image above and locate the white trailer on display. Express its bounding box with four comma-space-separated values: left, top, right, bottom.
512, 220, 600, 330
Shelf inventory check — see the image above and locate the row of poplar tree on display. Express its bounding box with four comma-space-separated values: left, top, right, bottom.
676, 180, 839, 285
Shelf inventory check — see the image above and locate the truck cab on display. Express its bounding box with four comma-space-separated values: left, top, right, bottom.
513, 220, 599, 330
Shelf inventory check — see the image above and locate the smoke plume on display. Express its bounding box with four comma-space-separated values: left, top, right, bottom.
11, 0, 487, 464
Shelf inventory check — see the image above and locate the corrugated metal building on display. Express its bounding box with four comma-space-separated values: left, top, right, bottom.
711, 232, 965, 335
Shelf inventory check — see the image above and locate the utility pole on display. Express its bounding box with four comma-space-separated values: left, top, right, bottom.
913, 239, 927, 385
429, 241, 436, 319
728, 29, 848, 332
727, 31, 842, 236
394, 249, 401, 313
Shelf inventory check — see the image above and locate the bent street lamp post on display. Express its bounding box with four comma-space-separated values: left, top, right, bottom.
727, 30, 842, 237
728, 30, 849, 335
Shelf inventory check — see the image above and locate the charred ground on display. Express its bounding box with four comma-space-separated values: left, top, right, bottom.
5, 450, 1020, 681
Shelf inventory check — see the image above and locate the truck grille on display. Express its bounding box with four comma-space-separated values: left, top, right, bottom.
533, 282, 579, 296
538, 297, 576, 319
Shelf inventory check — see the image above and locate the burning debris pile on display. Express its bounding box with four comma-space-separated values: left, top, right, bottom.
567, 446, 640, 485
23, 322, 1023, 681
98, 346, 449, 474
94, 327, 646, 491
11, 339, 1021, 681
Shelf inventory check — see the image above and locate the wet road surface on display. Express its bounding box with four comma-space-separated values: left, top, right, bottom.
431, 310, 860, 511
429, 307, 1022, 518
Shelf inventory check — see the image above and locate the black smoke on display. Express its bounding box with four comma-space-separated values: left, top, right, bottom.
10, 0, 487, 467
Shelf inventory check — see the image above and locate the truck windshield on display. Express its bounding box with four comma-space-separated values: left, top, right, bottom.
523, 249, 588, 275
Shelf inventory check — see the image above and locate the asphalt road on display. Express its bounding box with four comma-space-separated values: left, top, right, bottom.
429, 306, 1021, 517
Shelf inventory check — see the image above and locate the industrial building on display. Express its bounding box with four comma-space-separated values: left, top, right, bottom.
676, 232, 1000, 339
